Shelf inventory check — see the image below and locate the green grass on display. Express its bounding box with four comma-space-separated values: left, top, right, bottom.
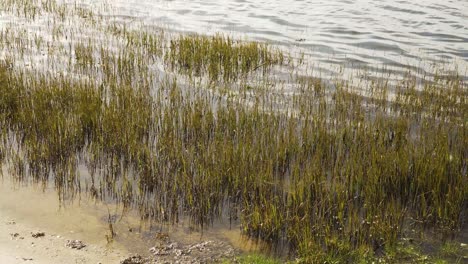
223, 254, 281, 264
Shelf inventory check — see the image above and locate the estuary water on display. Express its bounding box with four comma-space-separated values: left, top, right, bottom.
105, 0, 468, 76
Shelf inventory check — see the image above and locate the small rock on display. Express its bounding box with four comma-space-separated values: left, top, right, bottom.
22, 257, 33, 261
174, 249, 183, 257
66, 240, 86, 250
189, 241, 212, 252
10, 233, 20, 239
31, 232, 45, 238
167, 243, 177, 250
150, 242, 179, 256
150, 246, 169, 256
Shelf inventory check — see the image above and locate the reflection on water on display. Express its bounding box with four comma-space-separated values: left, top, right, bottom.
103, 0, 468, 75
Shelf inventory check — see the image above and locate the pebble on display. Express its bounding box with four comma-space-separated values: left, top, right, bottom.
32, 232, 46, 238
66, 240, 87, 250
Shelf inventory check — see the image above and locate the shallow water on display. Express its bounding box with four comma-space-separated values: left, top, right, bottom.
0, 169, 263, 257
104, 0, 468, 75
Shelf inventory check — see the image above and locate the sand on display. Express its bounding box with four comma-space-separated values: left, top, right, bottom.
0, 216, 126, 264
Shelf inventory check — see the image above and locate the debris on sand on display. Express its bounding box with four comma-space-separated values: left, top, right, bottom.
31, 232, 45, 238
10, 232, 24, 240
66, 240, 86, 250
149, 242, 179, 256
120, 255, 150, 264
188, 241, 212, 252
149, 240, 236, 263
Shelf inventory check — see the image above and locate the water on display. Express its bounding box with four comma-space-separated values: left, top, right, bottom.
1, 0, 467, 78
105, 0, 468, 76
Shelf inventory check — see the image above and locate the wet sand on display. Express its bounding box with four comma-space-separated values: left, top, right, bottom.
0, 174, 244, 264
0, 177, 130, 263
0, 216, 125, 264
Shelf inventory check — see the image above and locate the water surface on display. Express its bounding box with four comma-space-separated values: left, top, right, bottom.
104, 0, 468, 76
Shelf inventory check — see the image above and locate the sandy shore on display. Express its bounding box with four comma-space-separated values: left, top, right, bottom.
0, 176, 240, 264
0, 215, 127, 264
0, 176, 132, 264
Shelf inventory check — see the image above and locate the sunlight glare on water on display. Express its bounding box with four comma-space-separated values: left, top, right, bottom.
102, 0, 468, 75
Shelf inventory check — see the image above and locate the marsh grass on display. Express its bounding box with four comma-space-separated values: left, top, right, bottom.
166, 34, 284, 82
0, 0, 467, 262
1, 60, 466, 261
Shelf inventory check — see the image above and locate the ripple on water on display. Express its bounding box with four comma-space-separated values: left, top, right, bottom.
105, 0, 468, 76
3, 0, 468, 77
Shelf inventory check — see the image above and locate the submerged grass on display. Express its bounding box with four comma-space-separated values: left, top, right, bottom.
0, 0, 467, 262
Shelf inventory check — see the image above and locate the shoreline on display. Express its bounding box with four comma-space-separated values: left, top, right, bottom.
0, 176, 241, 264
0, 215, 126, 264
0, 177, 131, 263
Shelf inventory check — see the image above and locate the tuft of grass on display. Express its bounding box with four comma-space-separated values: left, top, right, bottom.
166, 34, 284, 82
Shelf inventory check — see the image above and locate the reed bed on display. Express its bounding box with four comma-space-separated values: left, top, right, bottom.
0, 0, 467, 262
